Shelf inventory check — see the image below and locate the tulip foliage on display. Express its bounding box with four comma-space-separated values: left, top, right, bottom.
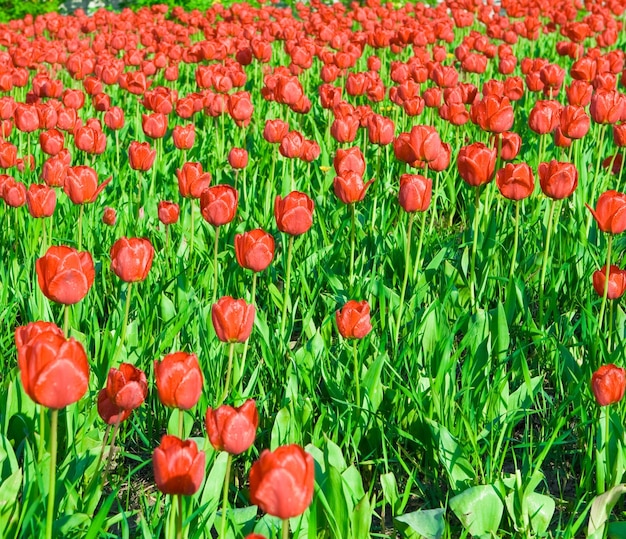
4, 0, 626, 537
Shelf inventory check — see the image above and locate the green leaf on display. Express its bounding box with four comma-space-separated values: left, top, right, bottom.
428, 420, 476, 492
324, 438, 347, 473
490, 302, 509, 362
588, 484, 626, 539
0, 469, 21, 532
449, 485, 503, 538
351, 495, 372, 539
526, 492, 555, 534
394, 508, 445, 539
380, 472, 399, 514
362, 352, 386, 413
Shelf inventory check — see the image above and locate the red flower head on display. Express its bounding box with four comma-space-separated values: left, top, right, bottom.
74, 125, 107, 154
591, 364, 626, 406
128, 141, 156, 171
64, 166, 111, 204
334, 147, 365, 177
17, 329, 89, 409
172, 124, 195, 150
279, 131, 304, 159
263, 119, 289, 144
42, 152, 70, 187
2, 176, 26, 207
586, 190, 626, 234
14, 103, 39, 132
496, 131, 522, 161
336, 300, 372, 339
528, 100, 562, 135
228, 92, 254, 127
205, 399, 258, 455
590, 90, 626, 124
470, 94, 514, 133
330, 114, 360, 143
155, 352, 203, 410
102, 207, 117, 226
176, 162, 212, 199
211, 296, 255, 343
249, 444, 315, 519
142, 112, 168, 139
158, 200, 180, 225
0, 141, 17, 168
110, 237, 154, 282
274, 191, 314, 236
538, 160, 578, 200
398, 174, 432, 213
228, 147, 249, 169
105, 363, 148, 411
39, 129, 65, 156
153, 435, 206, 495
235, 229, 275, 272
36, 245, 95, 305
366, 114, 395, 145
97, 388, 132, 425
559, 105, 589, 139
200, 185, 238, 226
104, 106, 125, 130
593, 265, 626, 300
457, 143, 497, 187
26, 184, 56, 218
496, 163, 535, 201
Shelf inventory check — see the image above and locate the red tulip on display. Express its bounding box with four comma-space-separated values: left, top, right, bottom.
62, 89, 85, 109
97, 388, 132, 425
274, 191, 314, 236
457, 143, 497, 187
0, 141, 17, 168
538, 161, 578, 199
102, 207, 117, 226
14, 103, 39, 132
228, 147, 249, 169
279, 131, 304, 159
228, 92, 253, 127
142, 112, 168, 139
528, 100, 561, 135
592, 364, 626, 406
2, 177, 26, 207
613, 124, 626, 147
398, 174, 432, 212
497, 131, 522, 161
205, 399, 258, 454
235, 229, 275, 272
17, 329, 89, 409
105, 363, 148, 411
366, 114, 395, 145
172, 124, 195, 150
249, 444, 315, 519
470, 94, 514, 133
64, 166, 111, 204
176, 162, 212, 199
336, 300, 372, 339
158, 200, 180, 225
110, 237, 154, 282
590, 90, 626, 124
333, 172, 373, 204
104, 106, 124, 130
200, 185, 238, 226
330, 114, 360, 143
559, 105, 590, 139
42, 152, 70, 187
36, 246, 95, 305
586, 190, 626, 234
74, 125, 107, 154
496, 163, 535, 201
128, 141, 156, 171
211, 296, 255, 343
593, 265, 626, 300
153, 435, 206, 495
154, 352, 203, 410
39, 129, 65, 156
263, 119, 289, 144
334, 147, 365, 177
26, 184, 56, 218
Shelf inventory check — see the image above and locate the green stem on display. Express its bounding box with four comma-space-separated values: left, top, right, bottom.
238, 272, 257, 392
102, 418, 121, 484
280, 235, 295, 343
352, 339, 360, 409
63, 304, 70, 336
219, 454, 233, 539
470, 186, 482, 313
218, 342, 235, 406
39, 407, 46, 460
617, 147, 626, 193
212, 226, 220, 304
45, 409, 58, 539
394, 212, 414, 346
349, 204, 356, 290
77, 204, 84, 251
509, 201, 520, 281
539, 199, 557, 328
176, 495, 183, 539
597, 407, 607, 495
116, 283, 133, 363
189, 199, 195, 263
412, 210, 427, 282
598, 234, 614, 332
178, 409, 184, 438
85, 423, 112, 500
282, 518, 290, 539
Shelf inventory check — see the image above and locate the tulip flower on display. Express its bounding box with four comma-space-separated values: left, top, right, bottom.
155, 352, 203, 412
36, 245, 95, 306
249, 444, 315, 523
102, 207, 117, 226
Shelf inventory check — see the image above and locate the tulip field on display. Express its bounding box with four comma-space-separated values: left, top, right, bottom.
5, 0, 626, 536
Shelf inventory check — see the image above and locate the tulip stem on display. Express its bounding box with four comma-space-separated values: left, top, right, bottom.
219, 342, 236, 406
280, 235, 295, 345
509, 201, 520, 281
597, 407, 608, 494
86, 423, 111, 496
598, 235, 613, 333
117, 283, 133, 362
412, 210, 427, 283
212, 226, 220, 304
469, 186, 482, 313
352, 339, 361, 409
103, 418, 121, 485
45, 409, 58, 539
178, 409, 184, 438
282, 518, 290, 539
349, 204, 356, 290
539, 199, 557, 328
219, 453, 233, 539
190, 200, 195, 264
63, 305, 70, 336
77, 204, 84, 251
176, 495, 183, 539
238, 272, 257, 392
394, 212, 414, 347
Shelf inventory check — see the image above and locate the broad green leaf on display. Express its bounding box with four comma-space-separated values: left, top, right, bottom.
351, 495, 372, 539
342, 465, 365, 503
380, 472, 399, 514
588, 484, 626, 539
428, 420, 475, 492
0, 468, 21, 532
324, 438, 347, 473
449, 485, 503, 537
362, 352, 386, 413
526, 492, 555, 534
395, 508, 445, 539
